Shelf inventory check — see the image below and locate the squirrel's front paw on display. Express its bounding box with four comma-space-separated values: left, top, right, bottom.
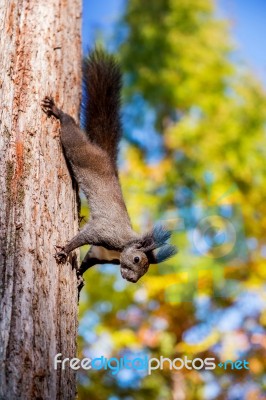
54, 246, 68, 264
77, 273, 85, 292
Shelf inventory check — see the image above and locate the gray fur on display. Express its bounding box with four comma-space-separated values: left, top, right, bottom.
41, 49, 177, 283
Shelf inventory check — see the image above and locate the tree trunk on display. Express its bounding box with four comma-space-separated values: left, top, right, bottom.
0, 1, 81, 398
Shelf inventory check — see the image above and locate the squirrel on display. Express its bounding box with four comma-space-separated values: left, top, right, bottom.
41, 49, 177, 284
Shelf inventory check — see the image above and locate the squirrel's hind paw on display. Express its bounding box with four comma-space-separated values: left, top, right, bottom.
41, 96, 60, 118
41, 96, 54, 114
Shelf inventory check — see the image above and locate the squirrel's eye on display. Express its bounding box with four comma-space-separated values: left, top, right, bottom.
134, 256, 140, 263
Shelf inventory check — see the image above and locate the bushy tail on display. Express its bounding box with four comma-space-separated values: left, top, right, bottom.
82, 48, 122, 166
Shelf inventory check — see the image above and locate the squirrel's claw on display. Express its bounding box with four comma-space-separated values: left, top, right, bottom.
41, 96, 60, 118
54, 251, 68, 264
77, 273, 85, 292
41, 96, 53, 114
54, 245, 68, 264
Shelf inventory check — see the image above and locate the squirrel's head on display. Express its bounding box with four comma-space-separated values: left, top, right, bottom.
120, 226, 177, 283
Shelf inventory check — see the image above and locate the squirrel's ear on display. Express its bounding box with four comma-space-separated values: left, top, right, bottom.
138, 225, 172, 252
147, 244, 177, 264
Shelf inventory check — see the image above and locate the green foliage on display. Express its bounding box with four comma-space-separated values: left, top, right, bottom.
78, 1, 266, 399
120, 0, 234, 126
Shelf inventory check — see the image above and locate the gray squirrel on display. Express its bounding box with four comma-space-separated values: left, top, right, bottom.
41, 49, 177, 284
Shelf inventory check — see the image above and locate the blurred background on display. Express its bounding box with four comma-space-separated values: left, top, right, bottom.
78, 1, 266, 399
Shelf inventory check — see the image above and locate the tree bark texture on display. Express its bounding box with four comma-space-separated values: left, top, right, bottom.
0, 1, 81, 399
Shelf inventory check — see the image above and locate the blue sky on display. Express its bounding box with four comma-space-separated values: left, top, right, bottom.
82, 0, 124, 51
219, 0, 266, 85
82, 0, 266, 86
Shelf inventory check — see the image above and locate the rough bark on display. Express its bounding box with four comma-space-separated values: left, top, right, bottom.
0, 1, 81, 399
